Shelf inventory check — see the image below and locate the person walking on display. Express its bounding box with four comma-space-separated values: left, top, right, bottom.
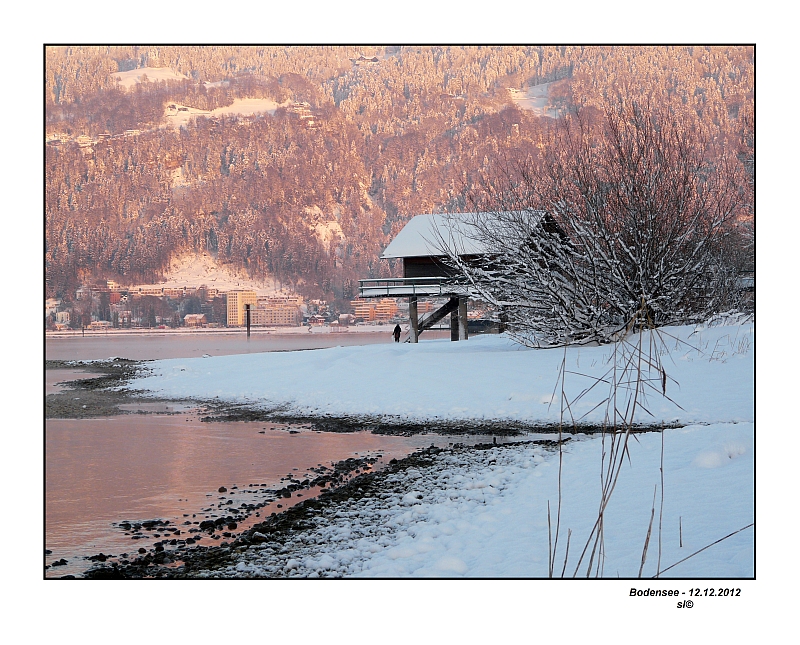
393, 324, 402, 342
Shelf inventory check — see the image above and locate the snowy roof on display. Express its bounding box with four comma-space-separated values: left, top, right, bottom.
381, 213, 489, 259
381, 212, 544, 259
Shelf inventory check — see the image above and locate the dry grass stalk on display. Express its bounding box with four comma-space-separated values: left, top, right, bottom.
657, 428, 665, 577
546, 306, 749, 577
639, 485, 658, 577
546, 301, 693, 577
654, 523, 754, 577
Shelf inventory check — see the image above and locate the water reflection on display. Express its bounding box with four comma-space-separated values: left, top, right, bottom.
46, 330, 451, 361
46, 412, 519, 578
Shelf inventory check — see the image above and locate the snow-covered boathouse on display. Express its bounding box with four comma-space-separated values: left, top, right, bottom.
359, 213, 489, 343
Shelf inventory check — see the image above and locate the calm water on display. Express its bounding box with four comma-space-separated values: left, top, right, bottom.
46, 329, 451, 361
44, 330, 482, 578
46, 412, 499, 578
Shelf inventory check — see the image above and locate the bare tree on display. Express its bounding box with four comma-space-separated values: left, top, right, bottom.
441, 99, 748, 347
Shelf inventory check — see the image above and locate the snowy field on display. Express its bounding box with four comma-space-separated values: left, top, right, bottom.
125, 317, 754, 578
509, 82, 559, 118
165, 98, 285, 128
130, 319, 754, 428
114, 66, 189, 88
126, 251, 292, 295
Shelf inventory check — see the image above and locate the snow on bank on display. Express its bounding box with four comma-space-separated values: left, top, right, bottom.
210, 422, 753, 578
125, 319, 753, 578
165, 98, 285, 129
129, 321, 754, 427
127, 251, 286, 294
114, 66, 189, 88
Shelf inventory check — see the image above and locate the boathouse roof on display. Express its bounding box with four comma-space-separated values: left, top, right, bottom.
381, 213, 484, 259
380, 211, 546, 260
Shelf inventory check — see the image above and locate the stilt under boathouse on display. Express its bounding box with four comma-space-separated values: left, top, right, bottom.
358, 213, 488, 343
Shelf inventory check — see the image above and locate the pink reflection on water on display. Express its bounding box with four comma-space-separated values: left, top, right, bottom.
46, 330, 451, 361
45, 413, 466, 577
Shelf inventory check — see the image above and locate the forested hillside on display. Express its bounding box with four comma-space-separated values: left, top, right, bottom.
45, 45, 754, 304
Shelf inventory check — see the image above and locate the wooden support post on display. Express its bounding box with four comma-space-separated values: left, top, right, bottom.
245, 304, 251, 338
459, 296, 468, 340
450, 297, 459, 341
409, 296, 418, 343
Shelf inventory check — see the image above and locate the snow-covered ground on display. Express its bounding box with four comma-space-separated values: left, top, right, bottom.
114, 66, 189, 88
508, 82, 559, 118
126, 251, 290, 295
125, 317, 754, 578
165, 98, 286, 128
130, 320, 754, 428
217, 422, 752, 578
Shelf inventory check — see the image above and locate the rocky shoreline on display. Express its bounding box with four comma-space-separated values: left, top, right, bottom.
46, 359, 156, 418
46, 359, 662, 579
81, 438, 566, 579
45, 448, 380, 578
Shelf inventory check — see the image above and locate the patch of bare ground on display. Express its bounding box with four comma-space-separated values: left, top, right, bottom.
46, 359, 181, 418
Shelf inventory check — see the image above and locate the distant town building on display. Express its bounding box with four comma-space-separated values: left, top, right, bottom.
134, 286, 167, 296
227, 290, 258, 326
374, 299, 399, 320
45, 298, 61, 316
351, 298, 376, 321
184, 313, 208, 327
258, 294, 304, 308
250, 306, 300, 326
163, 287, 192, 299
257, 295, 302, 326
350, 298, 399, 321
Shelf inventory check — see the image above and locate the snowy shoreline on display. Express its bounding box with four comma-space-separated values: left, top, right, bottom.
83, 318, 755, 578
87, 422, 753, 579
226, 422, 753, 578
127, 321, 754, 428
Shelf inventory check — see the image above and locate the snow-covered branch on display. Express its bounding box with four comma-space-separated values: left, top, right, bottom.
437, 100, 748, 347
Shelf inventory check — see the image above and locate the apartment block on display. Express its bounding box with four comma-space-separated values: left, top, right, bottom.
350, 298, 399, 321
374, 299, 398, 320
227, 290, 258, 326
250, 306, 300, 326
